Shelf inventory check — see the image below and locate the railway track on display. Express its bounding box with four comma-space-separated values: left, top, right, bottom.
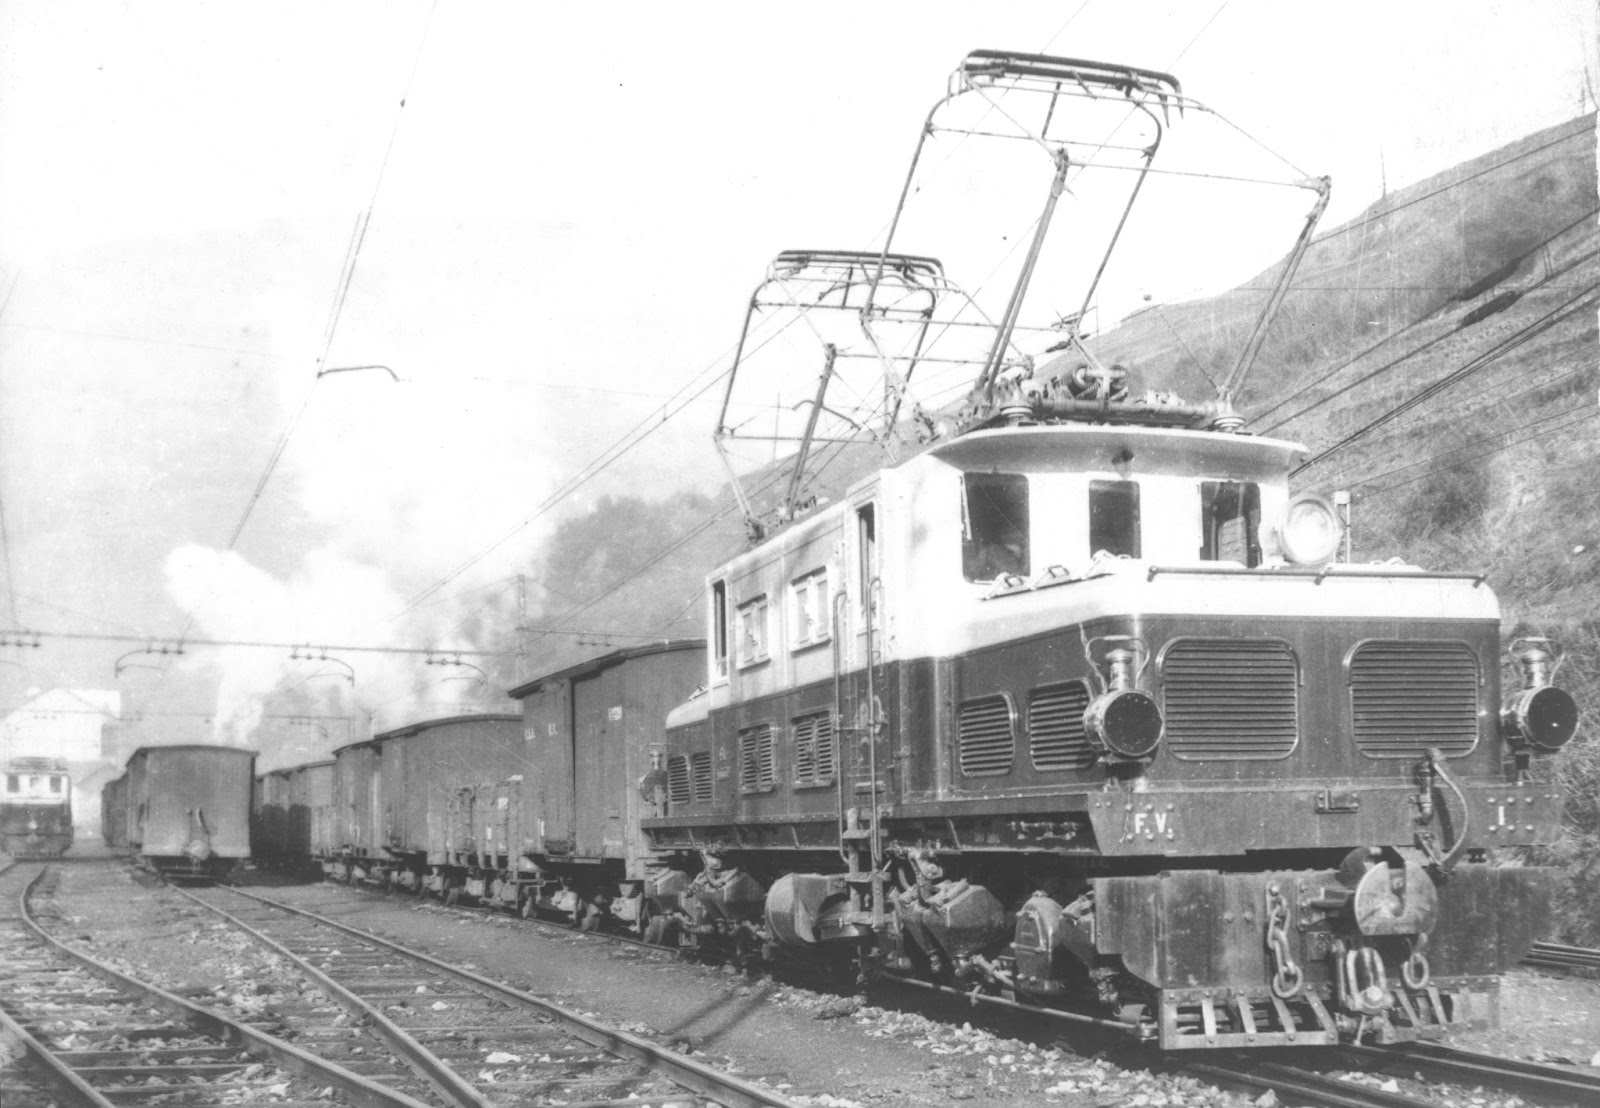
176, 881, 802, 1108
288, 875, 1600, 1107
1187, 1038, 1600, 1108
0, 861, 437, 1108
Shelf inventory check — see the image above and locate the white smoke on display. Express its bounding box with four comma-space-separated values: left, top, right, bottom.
164, 543, 510, 766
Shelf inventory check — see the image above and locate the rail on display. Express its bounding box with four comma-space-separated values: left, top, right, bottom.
1, 862, 434, 1108
191, 883, 804, 1108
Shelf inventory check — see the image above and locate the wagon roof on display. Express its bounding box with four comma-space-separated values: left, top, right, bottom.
125, 743, 258, 767
371, 712, 524, 743
506, 638, 705, 700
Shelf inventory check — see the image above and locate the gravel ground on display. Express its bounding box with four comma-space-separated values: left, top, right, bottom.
34, 859, 1600, 1107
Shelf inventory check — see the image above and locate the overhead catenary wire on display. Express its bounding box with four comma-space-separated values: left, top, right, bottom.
1291, 272, 1600, 474
0, 625, 675, 657
1352, 405, 1600, 501
396, 306, 811, 616
1252, 206, 1600, 432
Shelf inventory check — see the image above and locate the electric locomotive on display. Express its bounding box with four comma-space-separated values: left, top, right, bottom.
637, 51, 1579, 1050
1, 756, 74, 857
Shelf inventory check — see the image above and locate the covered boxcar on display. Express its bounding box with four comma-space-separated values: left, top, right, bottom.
506, 641, 704, 927
325, 737, 383, 878
125, 745, 256, 879
101, 772, 128, 848
308, 645, 704, 929
2, 757, 74, 857
321, 715, 523, 891
253, 760, 331, 873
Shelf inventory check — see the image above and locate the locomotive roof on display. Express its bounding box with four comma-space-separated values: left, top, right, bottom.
506, 637, 705, 699
923, 422, 1306, 475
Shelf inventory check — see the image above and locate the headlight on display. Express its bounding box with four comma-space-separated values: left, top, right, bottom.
1084, 689, 1164, 760
1277, 493, 1343, 565
1503, 685, 1579, 753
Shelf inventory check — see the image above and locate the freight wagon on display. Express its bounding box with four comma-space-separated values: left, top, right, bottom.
123, 745, 256, 880
253, 759, 332, 873
310, 642, 704, 928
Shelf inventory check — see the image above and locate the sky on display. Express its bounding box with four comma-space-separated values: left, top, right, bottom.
0, 1, 1594, 762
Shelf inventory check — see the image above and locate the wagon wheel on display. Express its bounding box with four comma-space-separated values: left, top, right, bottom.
642, 912, 678, 948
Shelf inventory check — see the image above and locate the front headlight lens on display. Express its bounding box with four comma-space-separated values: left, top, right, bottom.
1279, 493, 1343, 565
1504, 685, 1580, 753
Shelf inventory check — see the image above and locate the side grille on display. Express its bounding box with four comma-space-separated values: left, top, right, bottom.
1350, 640, 1479, 757
959, 695, 1015, 775
690, 751, 712, 802
1162, 638, 1299, 759
793, 712, 836, 787
666, 754, 690, 806
1029, 682, 1094, 770
739, 725, 776, 793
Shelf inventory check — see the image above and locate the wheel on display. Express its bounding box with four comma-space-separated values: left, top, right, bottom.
642, 914, 674, 946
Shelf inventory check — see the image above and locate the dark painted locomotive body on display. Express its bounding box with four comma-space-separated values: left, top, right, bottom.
641, 421, 1571, 1049
2, 757, 74, 857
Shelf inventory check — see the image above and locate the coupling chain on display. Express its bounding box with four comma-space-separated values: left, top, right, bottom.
1265, 882, 1303, 999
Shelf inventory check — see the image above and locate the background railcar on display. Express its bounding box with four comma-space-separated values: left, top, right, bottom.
125, 745, 256, 880
505, 642, 704, 926
302, 647, 704, 928
253, 760, 331, 873
2, 757, 74, 857
101, 772, 127, 848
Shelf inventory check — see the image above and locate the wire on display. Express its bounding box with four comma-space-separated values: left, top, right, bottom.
222, 0, 440, 559
398, 307, 807, 616
1356, 406, 1600, 500
1292, 276, 1600, 474
1253, 207, 1600, 431
0, 625, 667, 656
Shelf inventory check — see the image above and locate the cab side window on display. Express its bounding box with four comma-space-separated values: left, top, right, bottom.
962, 473, 1030, 582
1089, 480, 1141, 558
1200, 481, 1261, 566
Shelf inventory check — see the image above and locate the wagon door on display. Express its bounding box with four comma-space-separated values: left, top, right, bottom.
536, 681, 575, 853
573, 664, 627, 859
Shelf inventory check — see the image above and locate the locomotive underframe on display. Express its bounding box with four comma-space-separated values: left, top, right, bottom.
635, 831, 1543, 1049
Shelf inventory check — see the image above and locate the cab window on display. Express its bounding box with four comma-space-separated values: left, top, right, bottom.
961, 473, 1030, 581
4, 775, 16, 793
1200, 481, 1261, 566
1089, 480, 1140, 558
